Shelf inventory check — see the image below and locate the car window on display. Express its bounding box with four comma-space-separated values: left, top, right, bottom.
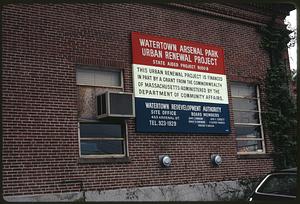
257, 173, 296, 196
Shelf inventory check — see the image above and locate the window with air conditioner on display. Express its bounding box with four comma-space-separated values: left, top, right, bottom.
76, 67, 128, 158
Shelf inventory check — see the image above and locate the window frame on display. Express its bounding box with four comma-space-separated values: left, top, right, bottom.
78, 120, 129, 158
231, 82, 266, 155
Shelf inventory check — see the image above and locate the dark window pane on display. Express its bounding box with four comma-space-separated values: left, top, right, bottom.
231, 83, 257, 98
234, 111, 260, 124
232, 98, 258, 110
80, 123, 122, 138
81, 140, 124, 155
237, 140, 263, 152
236, 125, 262, 138
257, 174, 297, 196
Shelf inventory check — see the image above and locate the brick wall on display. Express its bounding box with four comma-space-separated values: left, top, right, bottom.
2, 3, 276, 196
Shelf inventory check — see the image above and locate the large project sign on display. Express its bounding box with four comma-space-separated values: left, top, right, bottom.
132, 32, 230, 133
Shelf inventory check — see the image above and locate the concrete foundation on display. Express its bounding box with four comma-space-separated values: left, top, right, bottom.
4, 191, 83, 202
4, 180, 249, 202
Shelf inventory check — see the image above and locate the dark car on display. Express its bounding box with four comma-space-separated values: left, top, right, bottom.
248, 168, 297, 201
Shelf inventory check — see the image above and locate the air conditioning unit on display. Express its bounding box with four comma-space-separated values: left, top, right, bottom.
97, 91, 135, 119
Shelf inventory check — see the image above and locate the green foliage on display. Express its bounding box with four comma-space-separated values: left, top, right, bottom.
260, 23, 297, 169
73, 197, 85, 203
238, 177, 261, 200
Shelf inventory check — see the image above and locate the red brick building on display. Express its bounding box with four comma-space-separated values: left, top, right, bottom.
1, 3, 294, 201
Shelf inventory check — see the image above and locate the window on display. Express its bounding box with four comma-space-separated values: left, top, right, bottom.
77, 67, 122, 88
79, 121, 127, 157
231, 82, 265, 154
76, 67, 127, 158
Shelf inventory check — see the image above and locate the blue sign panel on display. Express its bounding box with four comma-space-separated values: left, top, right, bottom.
135, 98, 230, 133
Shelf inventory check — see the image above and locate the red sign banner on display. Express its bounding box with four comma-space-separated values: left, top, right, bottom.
132, 32, 225, 74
